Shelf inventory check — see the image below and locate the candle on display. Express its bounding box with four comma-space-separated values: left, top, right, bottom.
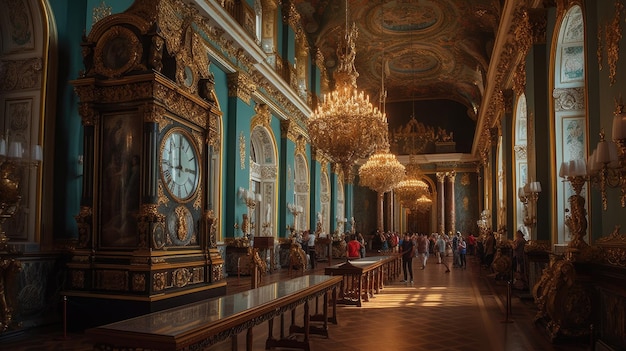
8, 141, 22, 158
0, 136, 6, 156
32, 145, 43, 161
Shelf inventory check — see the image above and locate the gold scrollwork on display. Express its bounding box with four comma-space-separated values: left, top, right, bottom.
239, 131, 246, 170
131, 273, 146, 292
153, 272, 166, 291
606, 1, 623, 86
172, 268, 191, 288
93, 26, 143, 78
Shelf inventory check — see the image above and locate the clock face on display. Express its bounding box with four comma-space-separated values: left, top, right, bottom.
160, 129, 200, 201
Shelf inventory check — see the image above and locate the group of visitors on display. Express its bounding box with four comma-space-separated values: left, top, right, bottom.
397, 231, 481, 284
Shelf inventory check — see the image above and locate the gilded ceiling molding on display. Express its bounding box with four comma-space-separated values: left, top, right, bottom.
513, 61, 526, 96
552, 87, 585, 111
251, 102, 272, 131
606, 0, 623, 86
0, 58, 43, 91
477, 1, 528, 155
282, 1, 301, 31
227, 71, 256, 104
514, 9, 533, 57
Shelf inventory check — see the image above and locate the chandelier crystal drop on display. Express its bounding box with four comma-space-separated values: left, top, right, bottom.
307, 21, 388, 183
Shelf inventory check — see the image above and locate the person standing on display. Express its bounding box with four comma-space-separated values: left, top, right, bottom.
467, 233, 477, 255
400, 233, 415, 283
416, 233, 429, 269
458, 235, 467, 269
307, 230, 317, 269
357, 233, 366, 258
436, 234, 450, 273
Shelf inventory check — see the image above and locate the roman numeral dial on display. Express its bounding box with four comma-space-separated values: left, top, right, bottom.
159, 128, 200, 202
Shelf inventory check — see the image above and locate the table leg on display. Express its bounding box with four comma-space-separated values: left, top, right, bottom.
246, 327, 253, 351
303, 299, 310, 348
323, 290, 329, 334
231, 335, 237, 351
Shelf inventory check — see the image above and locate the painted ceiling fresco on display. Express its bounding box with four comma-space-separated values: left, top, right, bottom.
294, 0, 503, 153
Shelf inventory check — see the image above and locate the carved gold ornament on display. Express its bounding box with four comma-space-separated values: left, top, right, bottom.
239, 131, 246, 170
93, 26, 143, 78
606, 1, 623, 86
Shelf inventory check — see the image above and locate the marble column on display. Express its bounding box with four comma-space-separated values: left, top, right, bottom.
436, 172, 446, 234
446, 171, 456, 234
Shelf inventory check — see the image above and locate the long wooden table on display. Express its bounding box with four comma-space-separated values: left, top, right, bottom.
87, 275, 343, 351
324, 255, 400, 307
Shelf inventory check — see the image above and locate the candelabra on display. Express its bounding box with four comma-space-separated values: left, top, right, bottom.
335, 216, 347, 235
587, 99, 626, 210
518, 181, 541, 238
0, 135, 42, 251
287, 203, 303, 231
238, 187, 261, 210
559, 159, 590, 254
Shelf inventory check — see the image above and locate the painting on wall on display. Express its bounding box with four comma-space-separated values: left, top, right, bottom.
99, 112, 141, 248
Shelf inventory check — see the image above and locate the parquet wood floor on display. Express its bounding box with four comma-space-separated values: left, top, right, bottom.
1, 254, 590, 351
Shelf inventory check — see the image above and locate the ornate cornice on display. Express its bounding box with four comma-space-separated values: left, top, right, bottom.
227, 71, 256, 104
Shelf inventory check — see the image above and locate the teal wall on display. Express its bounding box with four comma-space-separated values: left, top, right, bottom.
589, 1, 626, 240
49, 0, 88, 238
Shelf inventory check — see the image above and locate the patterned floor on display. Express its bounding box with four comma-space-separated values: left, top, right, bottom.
2, 254, 588, 351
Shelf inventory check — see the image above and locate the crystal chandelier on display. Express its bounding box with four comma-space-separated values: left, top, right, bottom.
359, 151, 405, 194
307, 1, 388, 183
396, 178, 430, 205
410, 195, 433, 214
395, 159, 431, 209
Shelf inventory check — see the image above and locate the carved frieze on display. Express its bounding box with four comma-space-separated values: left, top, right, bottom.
552, 87, 585, 111
0, 58, 43, 91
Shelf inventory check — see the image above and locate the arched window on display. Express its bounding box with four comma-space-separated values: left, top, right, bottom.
320, 168, 330, 235
514, 94, 529, 239
0, 0, 50, 245
250, 124, 278, 238
295, 30, 309, 100
294, 154, 309, 231
552, 5, 587, 245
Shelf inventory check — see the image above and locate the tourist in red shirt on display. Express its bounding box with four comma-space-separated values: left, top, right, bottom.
347, 234, 362, 259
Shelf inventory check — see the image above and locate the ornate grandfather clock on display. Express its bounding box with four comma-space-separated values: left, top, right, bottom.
67, 0, 224, 326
